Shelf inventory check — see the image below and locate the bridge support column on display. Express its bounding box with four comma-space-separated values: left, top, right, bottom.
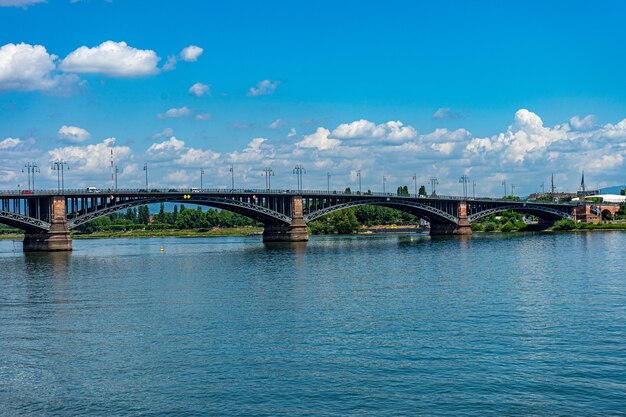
263, 196, 309, 242
430, 201, 472, 236
23, 196, 72, 252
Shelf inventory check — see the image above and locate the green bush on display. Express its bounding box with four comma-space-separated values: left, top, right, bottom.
484, 222, 497, 232
552, 219, 576, 231
500, 221, 515, 232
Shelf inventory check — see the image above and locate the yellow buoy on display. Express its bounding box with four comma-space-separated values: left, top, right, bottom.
160, 245, 165, 252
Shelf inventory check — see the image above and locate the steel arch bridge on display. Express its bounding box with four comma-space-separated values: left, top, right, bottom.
0, 187, 589, 251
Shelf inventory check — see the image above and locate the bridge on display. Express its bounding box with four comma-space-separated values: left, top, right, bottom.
0, 188, 613, 252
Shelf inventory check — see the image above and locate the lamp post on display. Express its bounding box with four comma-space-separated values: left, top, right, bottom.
262, 167, 274, 191
229, 165, 235, 190
383, 175, 387, 194
412, 174, 417, 196
200, 168, 205, 190
327, 172, 331, 193
511, 184, 516, 197
115, 165, 119, 191
356, 170, 362, 194
502, 180, 507, 198
143, 163, 149, 191
429, 176, 438, 197
293, 164, 306, 192
459, 175, 470, 199
472, 181, 476, 199
51, 160, 69, 193
22, 162, 40, 192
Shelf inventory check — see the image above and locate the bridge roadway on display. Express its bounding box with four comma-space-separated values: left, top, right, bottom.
0, 188, 582, 251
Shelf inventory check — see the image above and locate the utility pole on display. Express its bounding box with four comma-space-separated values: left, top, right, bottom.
229, 165, 235, 190
429, 176, 438, 197
502, 180, 507, 198
143, 163, 149, 191
293, 164, 306, 192
327, 172, 331, 193
262, 167, 274, 191
356, 170, 362, 194
459, 175, 470, 199
22, 162, 40, 192
51, 160, 69, 193
551, 173, 555, 201
412, 174, 417, 196
472, 181, 476, 199
383, 175, 387, 194
200, 168, 205, 190
511, 184, 516, 197
115, 165, 119, 191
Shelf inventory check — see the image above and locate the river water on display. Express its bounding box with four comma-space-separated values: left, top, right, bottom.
1, 232, 625, 416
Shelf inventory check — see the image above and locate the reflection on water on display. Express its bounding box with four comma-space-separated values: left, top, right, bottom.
0, 232, 625, 416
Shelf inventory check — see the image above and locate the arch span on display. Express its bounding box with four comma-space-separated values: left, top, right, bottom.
67, 196, 292, 229
468, 204, 572, 223
0, 210, 51, 232
304, 198, 459, 225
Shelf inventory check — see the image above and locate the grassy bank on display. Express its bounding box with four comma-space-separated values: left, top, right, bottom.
72, 227, 263, 239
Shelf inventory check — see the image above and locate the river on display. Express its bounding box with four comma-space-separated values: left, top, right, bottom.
1, 232, 625, 415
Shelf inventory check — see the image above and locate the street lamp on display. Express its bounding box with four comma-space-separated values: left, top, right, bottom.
200, 168, 205, 190
383, 175, 387, 194
459, 175, 470, 199
115, 165, 119, 191
472, 181, 476, 199
143, 163, 149, 191
293, 164, 306, 192
262, 167, 274, 191
327, 172, 331, 193
501, 180, 507, 198
51, 160, 69, 193
429, 176, 438, 197
356, 170, 362, 194
229, 165, 235, 190
412, 174, 417, 196
22, 162, 40, 192
511, 184, 516, 197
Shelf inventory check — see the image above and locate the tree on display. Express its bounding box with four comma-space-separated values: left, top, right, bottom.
418, 185, 427, 197
137, 205, 150, 225
397, 186, 409, 196
345, 187, 352, 194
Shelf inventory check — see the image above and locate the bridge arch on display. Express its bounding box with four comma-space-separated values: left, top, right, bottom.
0, 210, 51, 232
304, 198, 459, 225
67, 196, 292, 229
468, 204, 572, 223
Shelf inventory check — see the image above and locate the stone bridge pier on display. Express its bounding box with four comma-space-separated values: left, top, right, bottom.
430, 201, 472, 236
262, 196, 309, 242
23, 196, 72, 252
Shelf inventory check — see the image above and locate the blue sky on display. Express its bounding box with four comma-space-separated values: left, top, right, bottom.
1, 0, 625, 195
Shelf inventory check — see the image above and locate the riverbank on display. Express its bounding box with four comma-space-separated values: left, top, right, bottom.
0, 227, 263, 240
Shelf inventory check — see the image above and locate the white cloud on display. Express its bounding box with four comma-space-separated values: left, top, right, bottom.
151, 127, 174, 139
268, 119, 284, 129
57, 125, 90, 143
296, 127, 340, 150
0, 137, 22, 149
0, 0, 45, 7
147, 136, 185, 154
228, 138, 274, 163
195, 113, 211, 120
0, 43, 77, 93
188, 82, 210, 96
432, 107, 465, 120
331, 119, 417, 142
157, 106, 192, 119
569, 114, 596, 131
147, 135, 220, 167
287, 128, 297, 138
60, 41, 160, 77
48, 137, 132, 174
247, 79, 280, 97
180, 45, 203, 62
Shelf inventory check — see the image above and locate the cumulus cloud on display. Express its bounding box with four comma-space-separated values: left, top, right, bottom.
188, 82, 210, 96
0, 0, 45, 7
48, 137, 132, 174
296, 127, 340, 150
228, 138, 274, 163
60, 41, 160, 77
332, 119, 417, 142
569, 114, 596, 131
57, 125, 90, 143
287, 128, 297, 138
247, 79, 280, 97
157, 106, 192, 119
0, 137, 22, 149
0, 43, 78, 93
147, 135, 220, 166
180, 45, 203, 62
195, 113, 211, 120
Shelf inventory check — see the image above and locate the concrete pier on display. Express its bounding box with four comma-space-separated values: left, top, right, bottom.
262, 196, 309, 242
23, 196, 72, 252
